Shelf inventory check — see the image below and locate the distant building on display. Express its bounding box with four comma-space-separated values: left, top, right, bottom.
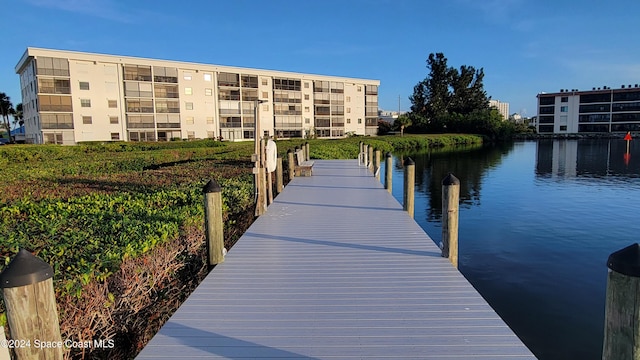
15, 47, 380, 144
537, 85, 640, 133
489, 99, 509, 121
378, 110, 407, 123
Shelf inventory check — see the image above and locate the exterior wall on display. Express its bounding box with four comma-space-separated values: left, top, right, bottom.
15, 47, 380, 144
537, 87, 640, 134
489, 99, 509, 121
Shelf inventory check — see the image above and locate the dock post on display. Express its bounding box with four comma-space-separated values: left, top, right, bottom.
603, 243, 640, 359
368, 145, 374, 172
0, 249, 63, 360
204, 179, 225, 267
276, 156, 283, 194
363, 144, 369, 167
287, 149, 295, 182
442, 173, 460, 268
385, 152, 393, 193
403, 157, 415, 218
374, 149, 381, 180
305, 142, 310, 161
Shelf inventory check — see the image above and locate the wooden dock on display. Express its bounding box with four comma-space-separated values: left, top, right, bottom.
137, 160, 536, 359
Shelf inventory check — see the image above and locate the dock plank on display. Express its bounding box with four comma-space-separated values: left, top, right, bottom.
137, 160, 536, 359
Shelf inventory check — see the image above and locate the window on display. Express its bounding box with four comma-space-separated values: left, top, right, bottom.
304, 82, 309, 88
561, 96, 568, 102
81, 99, 91, 107
186, 116, 194, 125
560, 125, 567, 131
205, 88, 213, 96
82, 116, 92, 124
305, 106, 310, 112
347, 107, 351, 113
262, 91, 269, 99
346, 96, 351, 102
185, 102, 193, 110
79, 82, 90, 90
560, 106, 568, 112
263, 104, 269, 111
357, 86, 362, 92
108, 100, 117, 108
207, 131, 215, 138
183, 72, 192, 80
305, 118, 310, 124
262, 78, 268, 86
110, 116, 119, 124
207, 117, 214, 124
204, 73, 212, 82
304, 94, 309, 100
347, 118, 351, 124
111, 132, 120, 140
358, 118, 362, 124
185, 87, 193, 95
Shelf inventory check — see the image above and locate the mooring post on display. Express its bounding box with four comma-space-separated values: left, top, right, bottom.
305, 142, 310, 162
363, 144, 369, 167
287, 149, 295, 182
276, 156, 283, 194
0, 249, 63, 360
374, 149, 381, 180
204, 179, 225, 267
403, 157, 415, 218
368, 145, 374, 172
442, 173, 460, 268
385, 152, 393, 193
603, 243, 640, 359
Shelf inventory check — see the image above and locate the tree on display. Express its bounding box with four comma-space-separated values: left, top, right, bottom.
0, 92, 14, 141
409, 53, 490, 134
394, 114, 413, 137
13, 103, 23, 128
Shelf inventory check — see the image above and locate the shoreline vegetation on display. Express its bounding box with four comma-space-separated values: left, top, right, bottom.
0, 134, 482, 359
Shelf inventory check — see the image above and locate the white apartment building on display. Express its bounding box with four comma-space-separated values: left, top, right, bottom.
537, 86, 640, 134
15, 48, 380, 145
489, 99, 509, 121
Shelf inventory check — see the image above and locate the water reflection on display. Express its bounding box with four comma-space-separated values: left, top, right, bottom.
536, 139, 640, 179
396, 142, 514, 221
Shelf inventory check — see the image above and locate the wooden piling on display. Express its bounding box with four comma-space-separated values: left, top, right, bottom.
368, 145, 374, 172
442, 173, 460, 268
363, 144, 369, 167
374, 149, 381, 180
276, 156, 283, 194
287, 149, 295, 181
385, 152, 393, 193
305, 142, 310, 161
603, 243, 640, 359
403, 157, 415, 218
204, 179, 225, 267
0, 249, 63, 360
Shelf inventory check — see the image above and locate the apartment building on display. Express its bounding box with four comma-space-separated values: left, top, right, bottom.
15, 48, 380, 144
537, 85, 640, 134
489, 99, 509, 121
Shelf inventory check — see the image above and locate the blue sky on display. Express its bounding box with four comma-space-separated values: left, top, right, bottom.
2, 0, 639, 118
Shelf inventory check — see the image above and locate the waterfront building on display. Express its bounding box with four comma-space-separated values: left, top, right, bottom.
489, 99, 509, 121
537, 85, 640, 134
15, 48, 380, 144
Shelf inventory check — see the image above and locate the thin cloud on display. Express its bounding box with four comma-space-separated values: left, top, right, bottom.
25, 0, 135, 23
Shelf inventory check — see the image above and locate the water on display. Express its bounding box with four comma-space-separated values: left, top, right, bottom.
381, 139, 640, 360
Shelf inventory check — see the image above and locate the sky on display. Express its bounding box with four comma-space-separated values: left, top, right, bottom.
2, 0, 640, 118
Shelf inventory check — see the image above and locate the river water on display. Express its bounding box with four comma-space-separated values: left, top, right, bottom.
381, 139, 640, 360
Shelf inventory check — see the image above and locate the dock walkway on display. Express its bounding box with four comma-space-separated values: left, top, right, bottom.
137, 160, 536, 359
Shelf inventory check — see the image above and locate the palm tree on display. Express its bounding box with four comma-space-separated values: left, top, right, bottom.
0, 92, 14, 142
395, 114, 412, 137
13, 103, 23, 127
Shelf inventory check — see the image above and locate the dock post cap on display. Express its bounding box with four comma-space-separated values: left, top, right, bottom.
287, 149, 293, 154
203, 179, 221, 193
386, 152, 392, 158
0, 249, 54, 288
442, 173, 460, 186
403, 157, 414, 166
607, 243, 640, 277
